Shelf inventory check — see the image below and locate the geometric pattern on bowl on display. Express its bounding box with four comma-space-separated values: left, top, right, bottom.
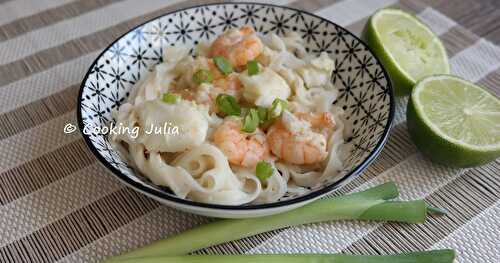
78, 3, 393, 211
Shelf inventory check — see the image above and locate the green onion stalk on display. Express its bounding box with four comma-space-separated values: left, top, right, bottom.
118, 250, 455, 263
106, 182, 444, 261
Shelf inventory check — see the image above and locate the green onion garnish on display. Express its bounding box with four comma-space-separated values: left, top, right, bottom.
162, 93, 181, 104
192, 69, 214, 84
216, 94, 241, 116
255, 161, 273, 182
213, 56, 233, 75
242, 108, 260, 133
269, 98, 288, 118
240, 107, 250, 117
247, 60, 259, 76
257, 106, 268, 124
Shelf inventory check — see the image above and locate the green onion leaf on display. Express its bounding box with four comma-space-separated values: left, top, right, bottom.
216, 94, 241, 116
247, 60, 259, 76
102, 182, 406, 261
213, 56, 233, 75
255, 161, 273, 182
162, 93, 181, 104
192, 69, 214, 84
242, 108, 260, 133
115, 250, 456, 263
269, 98, 288, 118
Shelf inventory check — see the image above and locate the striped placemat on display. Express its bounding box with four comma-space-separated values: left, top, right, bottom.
0, 0, 498, 262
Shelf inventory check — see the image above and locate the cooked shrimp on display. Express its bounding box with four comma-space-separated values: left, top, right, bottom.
196, 63, 243, 112
210, 26, 263, 67
295, 111, 335, 137
213, 119, 269, 167
206, 59, 243, 96
266, 112, 336, 165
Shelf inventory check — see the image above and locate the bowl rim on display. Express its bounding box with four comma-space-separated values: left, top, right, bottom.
77, 1, 395, 211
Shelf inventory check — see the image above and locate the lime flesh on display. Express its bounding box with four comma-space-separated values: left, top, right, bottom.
364, 9, 450, 96
407, 75, 500, 167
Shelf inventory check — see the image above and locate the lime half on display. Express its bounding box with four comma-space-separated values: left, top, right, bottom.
363, 9, 450, 96
407, 75, 500, 167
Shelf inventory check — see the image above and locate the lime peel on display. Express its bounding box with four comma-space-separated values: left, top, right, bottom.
407, 75, 500, 167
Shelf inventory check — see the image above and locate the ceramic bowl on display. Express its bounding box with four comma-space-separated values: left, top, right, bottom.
77, 2, 394, 218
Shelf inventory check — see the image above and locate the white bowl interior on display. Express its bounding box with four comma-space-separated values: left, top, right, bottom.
79, 3, 392, 208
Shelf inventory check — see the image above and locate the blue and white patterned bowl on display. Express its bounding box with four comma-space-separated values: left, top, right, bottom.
77, 2, 394, 218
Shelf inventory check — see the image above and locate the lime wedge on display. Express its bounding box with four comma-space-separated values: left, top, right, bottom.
407, 75, 500, 167
363, 9, 450, 96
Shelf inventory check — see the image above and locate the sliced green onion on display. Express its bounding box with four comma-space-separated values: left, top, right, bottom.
255, 161, 273, 182
242, 108, 260, 133
117, 250, 456, 263
240, 107, 250, 117
247, 60, 259, 76
269, 98, 288, 118
107, 182, 425, 260
257, 106, 275, 130
257, 106, 269, 124
257, 106, 268, 120
213, 56, 233, 75
216, 94, 241, 116
192, 69, 214, 84
162, 93, 181, 104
